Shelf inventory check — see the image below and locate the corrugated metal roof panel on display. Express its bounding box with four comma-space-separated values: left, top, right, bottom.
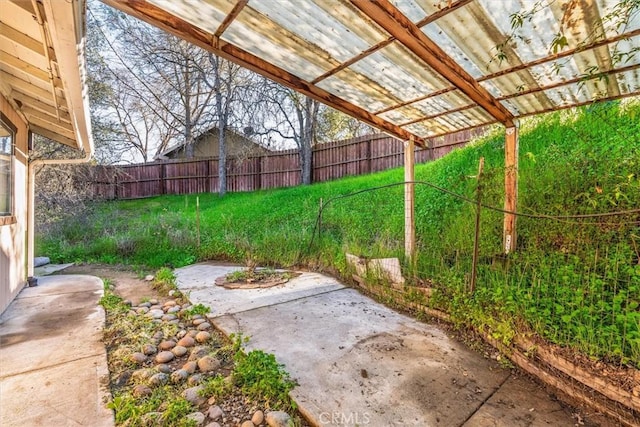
106, 0, 640, 146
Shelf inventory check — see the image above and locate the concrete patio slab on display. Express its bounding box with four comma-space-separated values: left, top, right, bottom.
462, 374, 573, 427
175, 263, 345, 317
0, 275, 113, 427
176, 263, 579, 427
34, 262, 75, 276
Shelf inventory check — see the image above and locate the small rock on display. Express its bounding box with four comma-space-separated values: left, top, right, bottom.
171, 369, 189, 383
144, 275, 154, 281
207, 396, 217, 405
172, 345, 188, 357
189, 346, 209, 361
115, 371, 132, 387
167, 306, 181, 313
633, 385, 640, 398
142, 344, 157, 356
148, 309, 164, 319
177, 336, 195, 348
148, 372, 168, 387
136, 306, 150, 314
252, 410, 264, 425
186, 412, 206, 426
157, 364, 172, 374
131, 368, 155, 382
152, 331, 164, 340
123, 299, 132, 306
188, 330, 199, 338
130, 352, 147, 364
168, 289, 176, 296
176, 330, 187, 339
207, 405, 223, 421
188, 373, 203, 386
197, 356, 220, 372
162, 314, 178, 321
163, 300, 177, 307
139, 302, 152, 308
195, 331, 211, 343
168, 319, 180, 325
158, 340, 176, 351
149, 298, 159, 305
193, 318, 206, 326
266, 411, 291, 427
155, 351, 175, 364
183, 386, 206, 406
197, 322, 211, 331
182, 361, 198, 374
240, 421, 254, 427
132, 384, 152, 398
204, 423, 221, 427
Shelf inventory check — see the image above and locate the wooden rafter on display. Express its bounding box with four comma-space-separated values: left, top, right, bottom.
213, 0, 248, 40
375, 29, 640, 117
11, 90, 69, 118
0, 22, 45, 56
100, 0, 425, 146
0, 50, 63, 87
311, 0, 472, 85
350, 0, 515, 127
0, 71, 65, 104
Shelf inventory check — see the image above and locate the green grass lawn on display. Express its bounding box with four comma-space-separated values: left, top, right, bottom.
39, 99, 640, 367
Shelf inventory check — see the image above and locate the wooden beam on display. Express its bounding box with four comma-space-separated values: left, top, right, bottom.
0, 22, 45, 55
22, 105, 71, 125
351, 0, 514, 127
100, 0, 424, 147
0, 49, 63, 87
311, 0, 473, 84
10, 90, 68, 117
404, 136, 416, 261
0, 71, 65, 105
503, 125, 518, 254
29, 124, 77, 147
27, 115, 75, 140
213, 0, 248, 39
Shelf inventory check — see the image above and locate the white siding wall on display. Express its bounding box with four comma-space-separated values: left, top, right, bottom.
0, 96, 28, 314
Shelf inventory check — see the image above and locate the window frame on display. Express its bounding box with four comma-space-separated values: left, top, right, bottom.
0, 112, 16, 226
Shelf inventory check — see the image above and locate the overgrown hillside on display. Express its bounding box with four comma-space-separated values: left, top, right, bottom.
40, 99, 640, 367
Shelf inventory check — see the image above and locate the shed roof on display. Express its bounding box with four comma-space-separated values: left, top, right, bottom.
103, 0, 639, 148
0, 0, 92, 153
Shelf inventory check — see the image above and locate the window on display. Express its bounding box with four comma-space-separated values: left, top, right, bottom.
0, 118, 13, 218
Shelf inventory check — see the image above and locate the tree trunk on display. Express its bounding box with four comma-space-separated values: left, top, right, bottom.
213, 57, 228, 196
184, 57, 194, 159
299, 98, 318, 185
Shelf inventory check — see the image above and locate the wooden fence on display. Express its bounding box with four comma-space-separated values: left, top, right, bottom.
90, 129, 486, 200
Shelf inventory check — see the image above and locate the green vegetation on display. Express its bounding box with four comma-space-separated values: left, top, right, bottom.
102, 271, 299, 426
42, 100, 640, 367
200, 334, 297, 412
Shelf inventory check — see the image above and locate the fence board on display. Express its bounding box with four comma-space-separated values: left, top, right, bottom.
90, 129, 486, 200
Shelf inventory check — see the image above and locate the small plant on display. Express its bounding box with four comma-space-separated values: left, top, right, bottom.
152, 267, 182, 297
181, 303, 210, 320
160, 397, 195, 426
199, 374, 231, 400
233, 349, 297, 410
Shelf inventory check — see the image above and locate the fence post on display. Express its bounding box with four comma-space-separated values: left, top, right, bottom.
470, 157, 484, 293
160, 162, 166, 195
504, 124, 519, 253
255, 156, 262, 190
404, 137, 416, 262
367, 137, 372, 173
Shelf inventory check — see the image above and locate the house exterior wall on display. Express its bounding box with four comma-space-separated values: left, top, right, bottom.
167, 130, 269, 159
0, 95, 28, 314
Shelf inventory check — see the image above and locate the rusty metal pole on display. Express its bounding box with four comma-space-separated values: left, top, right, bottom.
470, 157, 484, 293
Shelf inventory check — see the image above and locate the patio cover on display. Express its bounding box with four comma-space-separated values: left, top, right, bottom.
101, 0, 640, 148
